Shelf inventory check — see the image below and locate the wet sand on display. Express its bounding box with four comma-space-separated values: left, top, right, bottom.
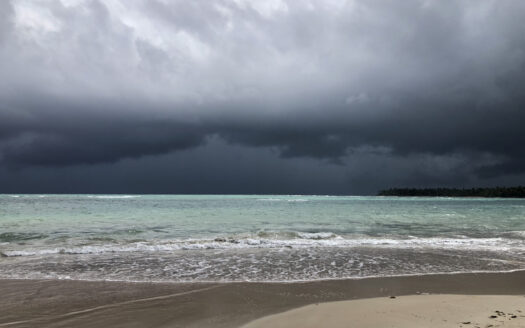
1, 271, 525, 328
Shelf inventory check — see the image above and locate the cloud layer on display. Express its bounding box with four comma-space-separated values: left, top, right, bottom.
1, 0, 525, 192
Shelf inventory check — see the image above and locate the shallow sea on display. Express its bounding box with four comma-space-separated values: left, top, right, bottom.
1, 194, 525, 282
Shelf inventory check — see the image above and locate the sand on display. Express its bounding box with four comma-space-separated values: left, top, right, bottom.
1, 271, 525, 327
242, 295, 525, 328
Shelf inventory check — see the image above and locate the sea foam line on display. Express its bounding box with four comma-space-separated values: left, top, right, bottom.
2, 236, 524, 257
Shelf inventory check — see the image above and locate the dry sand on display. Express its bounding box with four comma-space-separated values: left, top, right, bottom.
1, 271, 525, 327
242, 295, 525, 328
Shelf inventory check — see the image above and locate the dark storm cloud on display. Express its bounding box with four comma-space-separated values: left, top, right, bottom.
1, 0, 525, 190
0, 138, 488, 195
0, 99, 208, 166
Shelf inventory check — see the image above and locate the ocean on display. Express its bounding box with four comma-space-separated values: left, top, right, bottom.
1, 194, 524, 282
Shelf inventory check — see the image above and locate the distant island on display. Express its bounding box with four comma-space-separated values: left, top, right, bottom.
377, 186, 525, 198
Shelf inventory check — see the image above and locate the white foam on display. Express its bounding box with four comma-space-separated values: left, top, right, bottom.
2, 235, 524, 257
257, 198, 308, 202
87, 195, 139, 199
296, 232, 339, 239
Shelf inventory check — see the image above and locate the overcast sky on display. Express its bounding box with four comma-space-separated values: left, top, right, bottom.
1, 0, 525, 194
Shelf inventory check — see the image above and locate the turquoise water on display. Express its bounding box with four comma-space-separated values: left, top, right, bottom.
1, 194, 525, 282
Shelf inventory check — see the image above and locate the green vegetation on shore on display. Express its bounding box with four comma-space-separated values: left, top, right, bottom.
377, 186, 525, 198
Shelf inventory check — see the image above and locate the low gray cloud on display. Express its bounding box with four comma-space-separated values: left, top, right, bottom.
1, 0, 525, 193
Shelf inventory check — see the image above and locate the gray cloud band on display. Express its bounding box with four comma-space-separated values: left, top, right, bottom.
1, 0, 525, 180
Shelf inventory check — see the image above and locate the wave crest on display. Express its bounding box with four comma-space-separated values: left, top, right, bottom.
2, 234, 523, 257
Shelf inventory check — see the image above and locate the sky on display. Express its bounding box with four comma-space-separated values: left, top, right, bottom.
1, 0, 525, 195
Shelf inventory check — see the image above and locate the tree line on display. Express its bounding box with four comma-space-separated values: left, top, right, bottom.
377, 186, 525, 198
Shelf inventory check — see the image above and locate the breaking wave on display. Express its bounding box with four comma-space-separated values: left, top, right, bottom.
87, 195, 140, 199
2, 233, 524, 257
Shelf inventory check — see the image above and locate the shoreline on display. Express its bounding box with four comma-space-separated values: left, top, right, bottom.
2, 267, 525, 284
2, 270, 525, 327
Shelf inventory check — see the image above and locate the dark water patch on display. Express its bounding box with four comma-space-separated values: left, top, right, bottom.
124, 238, 147, 243
111, 228, 144, 235
366, 221, 472, 238
149, 226, 170, 233
87, 236, 118, 243
498, 231, 525, 240
45, 235, 71, 244
256, 230, 298, 239
0, 232, 48, 242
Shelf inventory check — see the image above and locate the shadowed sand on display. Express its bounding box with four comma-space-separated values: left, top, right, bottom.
1, 271, 525, 327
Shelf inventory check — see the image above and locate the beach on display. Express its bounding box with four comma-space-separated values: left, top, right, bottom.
243, 294, 525, 328
2, 195, 525, 327
2, 271, 525, 327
